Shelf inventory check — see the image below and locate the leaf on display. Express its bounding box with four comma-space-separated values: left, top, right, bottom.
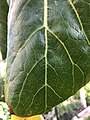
11, 115, 43, 120
0, 0, 8, 59
6, 0, 90, 117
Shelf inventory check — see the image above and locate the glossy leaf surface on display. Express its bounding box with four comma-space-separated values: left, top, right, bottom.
6, 0, 90, 117
0, 0, 8, 59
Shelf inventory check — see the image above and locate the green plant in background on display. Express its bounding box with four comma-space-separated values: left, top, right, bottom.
85, 116, 90, 120
0, 53, 7, 101
0, 0, 8, 59
0, 102, 11, 120
56, 97, 83, 119
85, 82, 90, 106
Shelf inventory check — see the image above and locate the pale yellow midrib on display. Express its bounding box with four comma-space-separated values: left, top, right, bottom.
44, 0, 48, 109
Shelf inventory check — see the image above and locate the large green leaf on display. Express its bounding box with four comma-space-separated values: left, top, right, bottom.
0, 0, 8, 59
6, 0, 90, 117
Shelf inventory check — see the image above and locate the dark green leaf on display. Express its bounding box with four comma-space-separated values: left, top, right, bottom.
6, 0, 90, 117
0, 0, 8, 59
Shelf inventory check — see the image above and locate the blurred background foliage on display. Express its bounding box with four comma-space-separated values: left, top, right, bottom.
0, 52, 90, 120
0, 102, 10, 120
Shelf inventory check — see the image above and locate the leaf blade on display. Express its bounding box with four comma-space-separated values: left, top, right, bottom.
6, 0, 90, 117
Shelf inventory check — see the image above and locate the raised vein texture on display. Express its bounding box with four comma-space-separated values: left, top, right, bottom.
7, 0, 90, 117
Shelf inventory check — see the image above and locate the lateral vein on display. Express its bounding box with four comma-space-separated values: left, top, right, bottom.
48, 28, 85, 88
15, 56, 44, 110
68, 0, 90, 45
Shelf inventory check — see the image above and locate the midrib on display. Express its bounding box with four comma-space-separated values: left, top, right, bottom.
44, 0, 48, 109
